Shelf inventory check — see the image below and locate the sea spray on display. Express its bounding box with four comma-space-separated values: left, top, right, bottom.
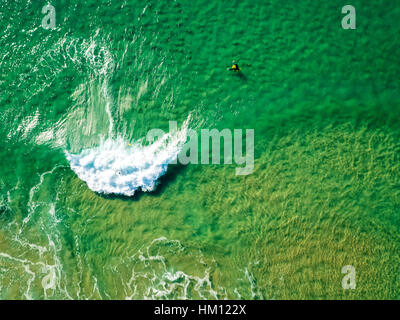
65, 118, 190, 196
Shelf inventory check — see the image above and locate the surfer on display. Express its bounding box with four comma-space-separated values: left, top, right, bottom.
229, 63, 240, 72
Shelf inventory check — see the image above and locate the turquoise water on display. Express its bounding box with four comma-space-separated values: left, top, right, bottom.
1, 0, 400, 299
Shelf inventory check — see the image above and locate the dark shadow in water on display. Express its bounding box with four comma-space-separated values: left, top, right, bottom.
97, 163, 187, 202
236, 71, 248, 82
152, 163, 187, 195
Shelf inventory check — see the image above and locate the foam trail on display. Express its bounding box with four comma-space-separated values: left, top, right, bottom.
103, 81, 114, 137
65, 118, 190, 196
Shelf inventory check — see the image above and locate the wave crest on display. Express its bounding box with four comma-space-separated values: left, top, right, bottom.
65, 120, 189, 196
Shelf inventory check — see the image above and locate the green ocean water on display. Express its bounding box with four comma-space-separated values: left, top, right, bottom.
0, 0, 400, 299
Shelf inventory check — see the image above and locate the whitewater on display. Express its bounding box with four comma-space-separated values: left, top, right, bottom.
65, 119, 189, 197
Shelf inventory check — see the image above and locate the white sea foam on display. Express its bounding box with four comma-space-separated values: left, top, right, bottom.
123, 237, 221, 300
65, 119, 189, 196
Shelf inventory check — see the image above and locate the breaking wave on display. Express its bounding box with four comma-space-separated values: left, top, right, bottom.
65, 119, 190, 196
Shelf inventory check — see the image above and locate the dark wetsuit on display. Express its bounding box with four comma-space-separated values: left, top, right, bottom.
229, 64, 240, 71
